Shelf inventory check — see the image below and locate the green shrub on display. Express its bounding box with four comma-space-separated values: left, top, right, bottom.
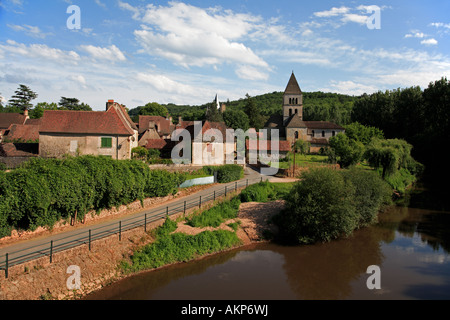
341, 168, 393, 226
240, 181, 277, 203
187, 196, 241, 228
273, 167, 394, 245
203, 164, 243, 183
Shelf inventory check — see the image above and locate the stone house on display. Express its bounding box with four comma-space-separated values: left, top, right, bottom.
38, 100, 138, 159
265, 72, 345, 153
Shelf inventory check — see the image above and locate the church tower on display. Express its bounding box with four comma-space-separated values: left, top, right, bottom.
283, 72, 303, 123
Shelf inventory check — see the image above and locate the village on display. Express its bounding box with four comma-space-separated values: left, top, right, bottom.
0, 73, 344, 172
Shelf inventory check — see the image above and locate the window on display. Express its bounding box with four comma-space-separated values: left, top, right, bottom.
101, 137, 113, 148
312, 130, 315, 137
295, 131, 299, 139
289, 109, 292, 116
322, 131, 325, 137
332, 131, 336, 137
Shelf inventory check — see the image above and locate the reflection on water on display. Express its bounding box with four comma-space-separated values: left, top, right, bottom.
85, 184, 450, 300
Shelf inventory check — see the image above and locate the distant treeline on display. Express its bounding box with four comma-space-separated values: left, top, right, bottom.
128, 91, 358, 127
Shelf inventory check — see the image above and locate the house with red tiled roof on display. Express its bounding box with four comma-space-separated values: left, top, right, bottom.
38, 100, 138, 159
264, 72, 345, 153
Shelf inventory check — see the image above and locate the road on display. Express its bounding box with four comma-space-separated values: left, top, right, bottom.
0, 165, 273, 274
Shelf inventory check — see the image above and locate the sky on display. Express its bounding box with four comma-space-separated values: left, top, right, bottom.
0, 0, 449, 111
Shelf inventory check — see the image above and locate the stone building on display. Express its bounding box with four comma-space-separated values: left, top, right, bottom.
265, 72, 345, 153
38, 100, 138, 159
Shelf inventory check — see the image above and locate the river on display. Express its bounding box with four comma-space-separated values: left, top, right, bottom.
85, 182, 450, 300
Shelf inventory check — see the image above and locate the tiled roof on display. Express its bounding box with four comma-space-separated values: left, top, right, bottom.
139, 116, 173, 135
284, 72, 302, 95
0, 143, 38, 157
286, 115, 307, 128
39, 109, 135, 136
4, 124, 39, 142
304, 121, 344, 130
0, 113, 27, 129
246, 140, 292, 152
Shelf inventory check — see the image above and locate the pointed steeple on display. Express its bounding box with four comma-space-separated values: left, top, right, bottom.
284, 72, 302, 95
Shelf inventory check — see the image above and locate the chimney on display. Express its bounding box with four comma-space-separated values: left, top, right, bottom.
106, 99, 115, 110
178, 116, 183, 125
23, 109, 29, 118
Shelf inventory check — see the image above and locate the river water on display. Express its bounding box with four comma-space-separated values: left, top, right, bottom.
85, 183, 450, 300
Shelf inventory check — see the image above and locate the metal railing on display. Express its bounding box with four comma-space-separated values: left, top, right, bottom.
0, 176, 267, 278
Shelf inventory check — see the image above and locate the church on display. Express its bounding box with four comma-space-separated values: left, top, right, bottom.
264, 72, 345, 153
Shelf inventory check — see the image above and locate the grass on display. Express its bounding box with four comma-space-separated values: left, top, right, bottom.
187, 196, 241, 228
240, 181, 295, 203
277, 154, 328, 169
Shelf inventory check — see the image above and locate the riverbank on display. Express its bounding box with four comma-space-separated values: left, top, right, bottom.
0, 188, 285, 300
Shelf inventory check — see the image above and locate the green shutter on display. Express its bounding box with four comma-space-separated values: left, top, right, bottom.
101, 137, 113, 148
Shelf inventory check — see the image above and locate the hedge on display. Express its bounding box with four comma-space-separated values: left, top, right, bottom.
203, 164, 244, 183
0, 156, 186, 238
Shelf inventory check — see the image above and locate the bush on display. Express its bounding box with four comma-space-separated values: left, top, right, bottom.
341, 168, 392, 226
188, 196, 241, 228
273, 167, 393, 244
0, 156, 186, 238
203, 164, 244, 183
240, 181, 277, 203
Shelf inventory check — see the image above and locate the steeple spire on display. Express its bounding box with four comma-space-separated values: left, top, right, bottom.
284, 72, 302, 95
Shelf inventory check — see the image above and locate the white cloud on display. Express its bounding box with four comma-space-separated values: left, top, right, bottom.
421, 38, 438, 46
235, 65, 269, 81
125, 2, 273, 78
136, 72, 197, 96
118, 0, 142, 20
0, 40, 80, 64
405, 32, 426, 38
7, 24, 51, 39
314, 7, 350, 18
430, 22, 450, 29
80, 44, 126, 62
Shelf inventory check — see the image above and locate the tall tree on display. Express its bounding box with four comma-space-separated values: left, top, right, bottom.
8, 84, 38, 111
223, 109, 250, 131
244, 94, 265, 130
205, 102, 223, 123
139, 102, 169, 117
59, 97, 92, 111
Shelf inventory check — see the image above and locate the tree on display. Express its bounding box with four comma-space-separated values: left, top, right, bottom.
30, 102, 59, 119
244, 94, 265, 130
328, 133, 364, 168
293, 139, 310, 155
8, 84, 38, 111
223, 109, 249, 130
344, 122, 384, 145
59, 97, 92, 111
205, 102, 223, 123
139, 102, 169, 117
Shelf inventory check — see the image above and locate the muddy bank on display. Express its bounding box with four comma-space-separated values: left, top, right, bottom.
0, 193, 286, 300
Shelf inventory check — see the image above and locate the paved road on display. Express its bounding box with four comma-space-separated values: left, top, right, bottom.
0, 165, 272, 273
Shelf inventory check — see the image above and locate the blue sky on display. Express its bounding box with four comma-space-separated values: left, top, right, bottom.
1, 0, 449, 111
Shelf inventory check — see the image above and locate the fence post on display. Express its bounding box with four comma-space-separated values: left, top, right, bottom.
225, 186, 227, 196
199, 196, 202, 208
184, 201, 186, 215
89, 230, 91, 251
247, 179, 248, 187
235, 181, 237, 192
166, 206, 169, 216
214, 190, 216, 201
119, 221, 122, 241
5, 253, 8, 279
145, 214, 147, 232
50, 240, 53, 263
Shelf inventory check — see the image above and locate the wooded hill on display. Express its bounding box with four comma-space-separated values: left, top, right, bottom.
128, 91, 359, 127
